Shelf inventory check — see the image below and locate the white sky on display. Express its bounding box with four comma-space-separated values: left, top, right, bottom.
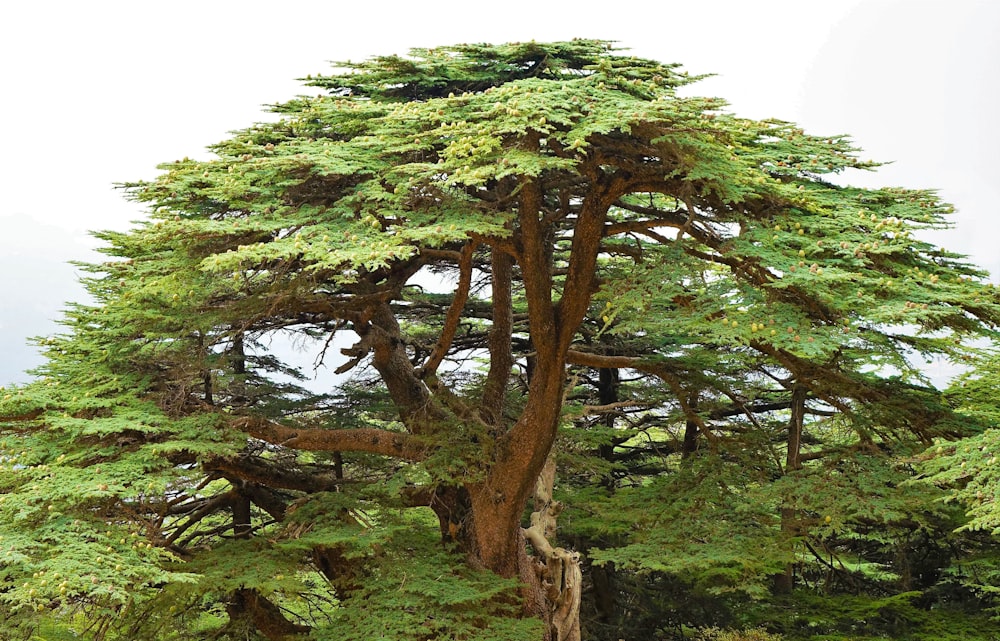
1, 0, 997, 384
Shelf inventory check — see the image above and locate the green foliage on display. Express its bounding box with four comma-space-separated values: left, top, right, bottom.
744, 590, 1000, 641
307, 530, 543, 641
917, 351, 1000, 534
697, 628, 785, 641
580, 449, 788, 598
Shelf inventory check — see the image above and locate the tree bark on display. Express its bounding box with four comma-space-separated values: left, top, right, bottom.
597, 367, 619, 489
682, 393, 700, 460
480, 249, 514, 429
775, 384, 807, 594
232, 485, 252, 539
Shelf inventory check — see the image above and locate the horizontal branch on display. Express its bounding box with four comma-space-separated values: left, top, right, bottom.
604, 214, 688, 237
418, 247, 466, 263
233, 416, 425, 461
0, 409, 44, 423
708, 400, 794, 419
205, 455, 347, 494
565, 350, 651, 371
582, 401, 656, 416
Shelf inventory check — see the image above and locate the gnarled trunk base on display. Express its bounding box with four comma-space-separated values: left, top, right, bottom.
522, 456, 582, 641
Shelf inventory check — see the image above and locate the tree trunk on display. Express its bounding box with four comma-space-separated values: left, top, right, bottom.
232, 486, 252, 539
590, 561, 617, 625
597, 367, 619, 489
682, 393, 700, 460
453, 183, 606, 639
450, 461, 581, 641
775, 384, 807, 594
394, 178, 608, 639
230, 330, 247, 406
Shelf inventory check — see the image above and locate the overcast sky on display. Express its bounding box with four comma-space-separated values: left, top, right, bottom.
1, 0, 997, 384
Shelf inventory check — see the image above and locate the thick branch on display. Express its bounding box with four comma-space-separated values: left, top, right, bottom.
603, 214, 688, 237
517, 173, 557, 364
556, 184, 616, 354
234, 416, 424, 461
365, 302, 445, 429
206, 455, 346, 494
481, 248, 514, 427
581, 400, 656, 416
420, 240, 477, 378
0, 409, 44, 423
244, 485, 290, 522
708, 399, 794, 420
566, 350, 647, 371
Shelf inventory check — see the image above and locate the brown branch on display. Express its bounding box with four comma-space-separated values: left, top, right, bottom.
0, 409, 44, 423
365, 302, 446, 430
566, 350, 648, 370
556, 182, 617, 355
234, 416, 425, 461
677, 196, 700, 240
166, 490, 236, 544
633, 228, 673, 245
517, 172, 557, 364
581, 401, 656, 416
481, 248, 514, 427
418, 247, 465, 262
604, 215, 688, 237
708, 399, 794, 419
206, 455, 346, 495
243, 485, 290, 522
419, 240, 478, 379
799, 449, 837, 463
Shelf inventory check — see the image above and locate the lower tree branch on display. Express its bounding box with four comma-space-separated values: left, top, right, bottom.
206, 455, 345, 495
233, 416, 425, 461
165, 491, 235, 545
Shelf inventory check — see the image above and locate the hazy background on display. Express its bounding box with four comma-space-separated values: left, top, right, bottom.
1, 0, 997, 384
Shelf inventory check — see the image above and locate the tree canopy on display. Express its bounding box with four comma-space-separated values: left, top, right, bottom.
3, 39, 1000, 641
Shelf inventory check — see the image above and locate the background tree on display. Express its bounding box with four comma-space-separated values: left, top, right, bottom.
2, 40, 1000, 641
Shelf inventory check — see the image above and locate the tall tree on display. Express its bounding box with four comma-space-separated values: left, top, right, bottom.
1, 40, 998, 640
